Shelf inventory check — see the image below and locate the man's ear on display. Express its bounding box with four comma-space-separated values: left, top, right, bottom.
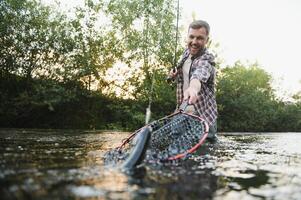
206, 36, 210, 43
205, 37, 211, 47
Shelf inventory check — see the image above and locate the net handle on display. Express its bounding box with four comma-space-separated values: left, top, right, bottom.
179, 100, 189, 111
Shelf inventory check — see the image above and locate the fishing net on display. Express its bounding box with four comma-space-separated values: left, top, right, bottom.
104, 110, 209, 168
146, 112, 208, 161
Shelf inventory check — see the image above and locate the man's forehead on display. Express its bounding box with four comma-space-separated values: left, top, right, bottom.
188, 27, 208, 35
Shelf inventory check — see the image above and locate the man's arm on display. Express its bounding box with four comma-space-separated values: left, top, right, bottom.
183, 79, 201, 104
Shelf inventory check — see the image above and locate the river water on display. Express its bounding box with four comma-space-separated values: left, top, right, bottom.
0, 129, 301, 200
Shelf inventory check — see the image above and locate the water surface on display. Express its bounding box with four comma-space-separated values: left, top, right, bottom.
1, 129, 301, 200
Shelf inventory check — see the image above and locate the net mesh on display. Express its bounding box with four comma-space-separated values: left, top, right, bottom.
146, 113, 207, 161
103, 112, 208, 166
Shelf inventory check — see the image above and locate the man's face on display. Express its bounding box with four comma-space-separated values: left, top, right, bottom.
187, 27, 208, 56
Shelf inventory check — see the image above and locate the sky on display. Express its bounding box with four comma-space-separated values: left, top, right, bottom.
43, 0, 301, 97
180, 0, 301, 97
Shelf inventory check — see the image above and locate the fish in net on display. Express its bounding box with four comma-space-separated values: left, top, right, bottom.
103, 106, 209, 169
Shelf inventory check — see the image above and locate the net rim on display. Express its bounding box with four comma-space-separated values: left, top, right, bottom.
117, 110, 209, 161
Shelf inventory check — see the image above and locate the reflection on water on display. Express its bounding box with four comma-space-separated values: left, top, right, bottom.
1, 129, 301, 200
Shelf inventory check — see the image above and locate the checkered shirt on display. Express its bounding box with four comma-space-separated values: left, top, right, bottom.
176, 48, 218, 125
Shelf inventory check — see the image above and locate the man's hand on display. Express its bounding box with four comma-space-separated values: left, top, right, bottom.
167, 68, 178, 81
184, 79, 201, 104
184, 88, 198, 104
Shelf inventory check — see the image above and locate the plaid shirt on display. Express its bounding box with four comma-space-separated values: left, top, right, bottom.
176, 48, 218, 125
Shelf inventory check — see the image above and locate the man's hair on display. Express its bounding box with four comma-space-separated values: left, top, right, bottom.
189, 20, 210, 35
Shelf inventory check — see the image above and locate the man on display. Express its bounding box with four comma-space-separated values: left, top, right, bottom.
169, 20, 218, 142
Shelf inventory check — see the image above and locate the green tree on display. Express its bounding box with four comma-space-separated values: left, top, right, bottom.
58, 0, 124, 91
0, 0, 54, 79
217, 62, 277, 131
0, 0, 180, 129
103, 0, 178, 98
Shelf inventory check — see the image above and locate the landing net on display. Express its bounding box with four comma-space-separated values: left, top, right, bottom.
146, 112, 208, 161
103, 111, 209, 167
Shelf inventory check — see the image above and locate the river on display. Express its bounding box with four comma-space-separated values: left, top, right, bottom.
0, 129, 301, 200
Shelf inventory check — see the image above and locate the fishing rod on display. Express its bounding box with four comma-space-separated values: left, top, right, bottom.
167, 0, 180, 83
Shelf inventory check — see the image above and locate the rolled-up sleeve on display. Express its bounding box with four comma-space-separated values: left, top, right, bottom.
190, 59, 213, 83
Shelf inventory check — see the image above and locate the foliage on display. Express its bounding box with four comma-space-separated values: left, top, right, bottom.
0, 0, 300, 131
1, 0, 55, 78
101, 0, 180, 100
216, 62, 301, 132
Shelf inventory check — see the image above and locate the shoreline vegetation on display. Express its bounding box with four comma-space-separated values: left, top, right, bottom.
1, 0, 300, 132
